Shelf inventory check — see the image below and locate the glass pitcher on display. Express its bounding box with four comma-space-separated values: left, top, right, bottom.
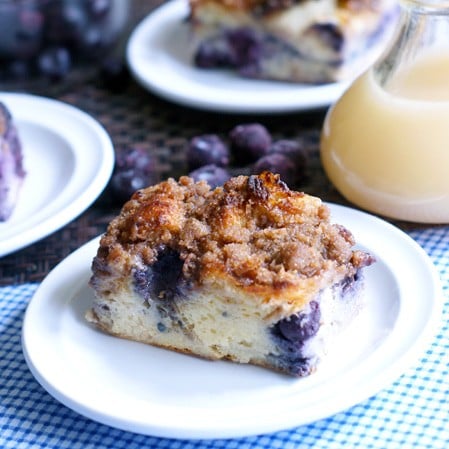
321, 0, 449, 223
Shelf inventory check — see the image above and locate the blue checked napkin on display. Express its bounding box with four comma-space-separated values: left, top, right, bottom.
1, 227, 449, 449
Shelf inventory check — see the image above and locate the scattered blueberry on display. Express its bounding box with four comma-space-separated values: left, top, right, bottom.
86, 0, 111, 18
78, 25, 104, 55
116, 146, 155, 172
229, 123, 272, 163
252, 153, 297, 187
188, 164, 231, 189
100, 57, 130, 92
109, 147, 159, 203
268, 139, 306, 165
36, 46, 71, 80
268, 139, 308, 179
186, 134, 230, 170
110, 170, 151, 202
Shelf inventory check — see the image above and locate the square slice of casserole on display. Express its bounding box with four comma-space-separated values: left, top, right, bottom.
87, 172, 374, 376
189, 0, 399, 83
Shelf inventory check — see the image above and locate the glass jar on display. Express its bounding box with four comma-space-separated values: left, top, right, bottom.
0, 0, 130, 90
320, 0, 449, 223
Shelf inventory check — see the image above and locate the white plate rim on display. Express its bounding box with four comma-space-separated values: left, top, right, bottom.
0, 92, 114, 257
126, 0, 351, 114
21, 204, 443, 439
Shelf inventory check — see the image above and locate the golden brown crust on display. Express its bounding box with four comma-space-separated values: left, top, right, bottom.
92, 172, 373, 307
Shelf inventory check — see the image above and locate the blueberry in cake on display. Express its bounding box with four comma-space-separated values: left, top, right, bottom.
0, 102, 25, 221
188, 0, 399, 83
88, 172, 374, 376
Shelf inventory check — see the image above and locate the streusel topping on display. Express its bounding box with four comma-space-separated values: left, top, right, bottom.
94, 172, 373, 292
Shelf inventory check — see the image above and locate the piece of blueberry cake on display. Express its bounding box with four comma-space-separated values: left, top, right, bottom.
87, 172, 374, 376
188, 0, 399, 83
0, 102, 25, 222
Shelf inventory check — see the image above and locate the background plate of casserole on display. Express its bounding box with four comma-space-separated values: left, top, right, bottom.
126, 0, 352, 114
22, 204, 442, 439
0, 93, 114, 257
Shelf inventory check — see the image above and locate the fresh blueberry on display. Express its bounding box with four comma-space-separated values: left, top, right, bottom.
37, 46, 71, 80
229, 123, 272, 163
186, 134, 230, 170
78, 25, 103, 55
188, 164, 231, 189
109, 147, 159, 203
268, 139, 307, 166
267, 139, 307, 181
115, 146, 155, 173
110, 170, 152, 202
86, 0, 111, 18
100, 57, 130, 92
252, 153, 297, 187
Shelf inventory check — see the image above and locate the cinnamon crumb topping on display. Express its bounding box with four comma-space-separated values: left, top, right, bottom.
93, 172, 373, 295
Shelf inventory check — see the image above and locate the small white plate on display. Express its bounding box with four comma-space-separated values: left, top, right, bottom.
126, 0, 351, 114
22, 204, 442, 439
0, 93, 114, 257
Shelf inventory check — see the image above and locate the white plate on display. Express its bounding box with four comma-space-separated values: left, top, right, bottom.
0, 93, 114, 257
22, 204, 442, 440
126, 0, 351, 114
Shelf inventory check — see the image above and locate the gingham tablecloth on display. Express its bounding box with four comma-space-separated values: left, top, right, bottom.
1, 227, 449, 449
